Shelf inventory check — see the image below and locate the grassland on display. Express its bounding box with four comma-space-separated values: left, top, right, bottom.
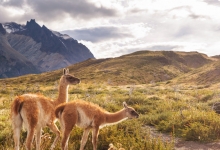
1, 74, 220, 149
0, 77, 175, 150
1, 50, 220, 149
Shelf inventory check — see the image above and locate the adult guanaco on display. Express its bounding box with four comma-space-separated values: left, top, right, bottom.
11, 68, 80, 150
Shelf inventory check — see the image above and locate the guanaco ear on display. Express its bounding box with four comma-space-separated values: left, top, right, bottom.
123, 102, 128, 108
63, 68, 66, 75
66, 68, 69, 74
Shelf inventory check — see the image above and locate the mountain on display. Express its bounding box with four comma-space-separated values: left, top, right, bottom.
1, 50, 215, 86
0, 23, 40, 78
0, 19, 95, 78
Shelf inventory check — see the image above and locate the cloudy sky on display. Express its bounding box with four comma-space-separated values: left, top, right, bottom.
1, 0, 220, 58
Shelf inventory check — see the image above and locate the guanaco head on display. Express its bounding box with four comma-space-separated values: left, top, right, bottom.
123, 102, 139, 119
61, 68, 81, 85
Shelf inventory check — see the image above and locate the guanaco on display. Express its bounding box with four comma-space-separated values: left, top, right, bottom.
11, 68, 80, 150
55, 100, 139, 150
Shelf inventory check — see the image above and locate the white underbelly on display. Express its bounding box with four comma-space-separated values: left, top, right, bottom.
76, 108, 93, 128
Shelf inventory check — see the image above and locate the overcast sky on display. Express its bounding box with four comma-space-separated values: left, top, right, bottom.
1, 0, 220, 58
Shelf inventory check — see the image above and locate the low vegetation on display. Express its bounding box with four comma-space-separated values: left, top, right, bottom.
1, 74, 220, 149
1, 50, 220, 149
0, 78, 175, 150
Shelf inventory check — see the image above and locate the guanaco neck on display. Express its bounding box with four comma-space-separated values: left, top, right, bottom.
54, 82, 69, 106
105, 109, 127, 124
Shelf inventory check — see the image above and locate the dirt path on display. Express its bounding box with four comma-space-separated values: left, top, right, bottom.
147, 126, 220, 150
175, 140, 220, 150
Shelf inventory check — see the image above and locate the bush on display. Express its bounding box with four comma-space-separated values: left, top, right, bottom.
181, 122, 211, 141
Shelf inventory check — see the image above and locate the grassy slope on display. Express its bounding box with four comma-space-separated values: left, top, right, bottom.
174, 59, 220, 85
72, 50, 213, 85
1, 50, 214, 86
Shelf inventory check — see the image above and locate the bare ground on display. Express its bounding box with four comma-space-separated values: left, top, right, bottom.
175, 140, 220, 150
147, 126, 220, 150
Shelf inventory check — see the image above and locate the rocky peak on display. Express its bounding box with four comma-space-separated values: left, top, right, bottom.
26, 19, 40, 28
22, 19, 42, 42
0, 23, 6, 35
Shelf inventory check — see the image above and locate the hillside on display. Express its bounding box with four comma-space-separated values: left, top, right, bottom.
0, 50, 215, 86
67, 50, 214, 85
175, 59, 220, 85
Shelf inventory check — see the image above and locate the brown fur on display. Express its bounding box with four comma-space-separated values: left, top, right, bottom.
11, 96, 24, 115
10, 68, 80, 150
55, 100, 139, 150
55, 103, 65, 118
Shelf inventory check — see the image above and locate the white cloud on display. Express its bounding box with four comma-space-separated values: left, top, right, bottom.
5, 7, 25, 17
1, 0, 220, 58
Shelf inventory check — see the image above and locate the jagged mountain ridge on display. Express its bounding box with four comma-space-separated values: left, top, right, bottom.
0, 19, 95, 78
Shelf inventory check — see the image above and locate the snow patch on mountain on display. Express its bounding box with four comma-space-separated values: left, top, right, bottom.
2, 22, 26, 33
52, 30, 72, 40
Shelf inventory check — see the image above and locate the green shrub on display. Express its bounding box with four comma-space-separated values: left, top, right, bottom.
181, 122, 211, 141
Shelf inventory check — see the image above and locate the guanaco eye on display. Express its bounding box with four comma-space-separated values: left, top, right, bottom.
131, 110, 135, 114
67, 76, 74, 80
